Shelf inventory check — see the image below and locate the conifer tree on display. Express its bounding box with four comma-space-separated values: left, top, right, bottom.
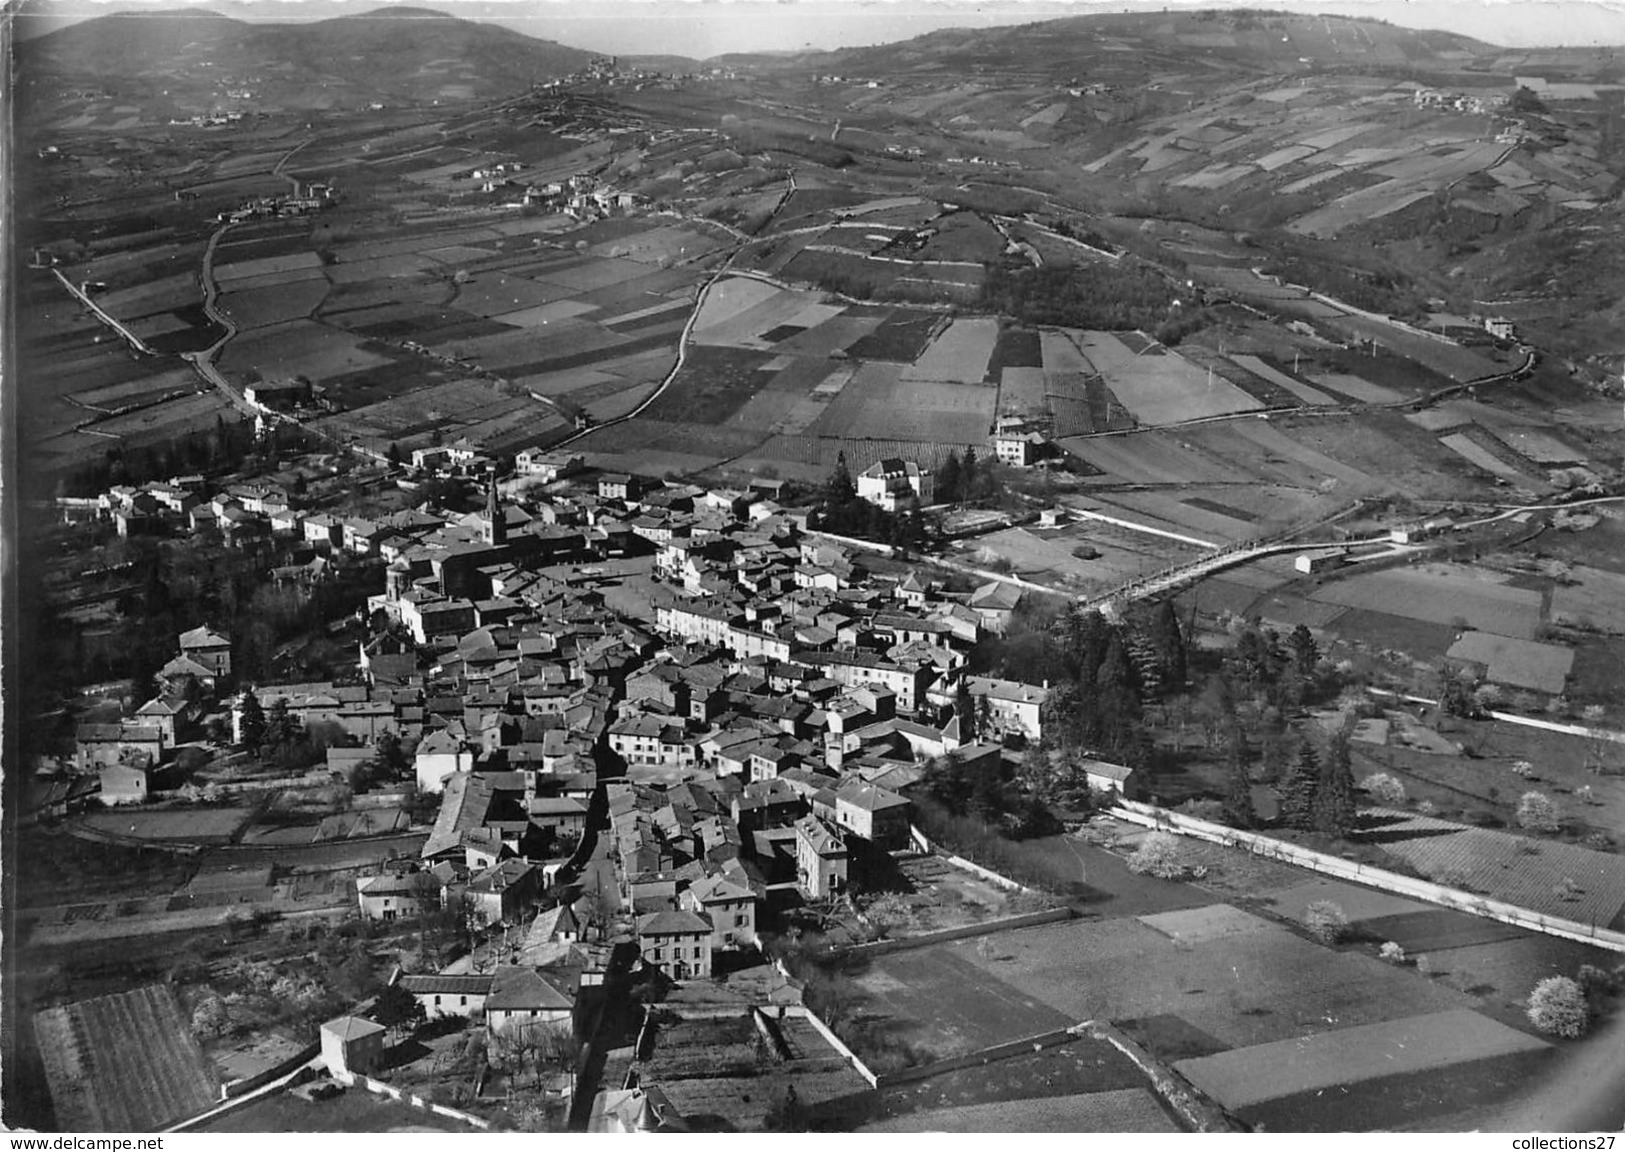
1311, 727, 1359, 837
1223, 722, 1254, 828
1279, 740, 1320, 830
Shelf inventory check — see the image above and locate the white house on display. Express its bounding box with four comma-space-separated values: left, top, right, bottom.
414, 729, 474, 793
856, 458, 934, 512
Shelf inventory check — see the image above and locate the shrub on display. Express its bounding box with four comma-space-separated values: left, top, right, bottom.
1304, 900, 1350, 944
1517, 791, 1560, 833
1576, 964, 1618, 997
1126, 831, 1190, 880
1415, 954, 1433, 976
1415, 799, 1438, 816
1379, 941, 1407, 964
1364, 773, 1406, 806
1511, 760, 1534, 778
1526, 976, 1590, 1038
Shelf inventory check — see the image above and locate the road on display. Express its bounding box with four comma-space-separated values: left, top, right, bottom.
52, 269, 156, 356
182, 220, 260, 418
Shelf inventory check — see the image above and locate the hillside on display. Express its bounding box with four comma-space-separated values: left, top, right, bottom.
15, 5, 595, 110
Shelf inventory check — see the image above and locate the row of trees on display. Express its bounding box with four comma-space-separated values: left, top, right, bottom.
979, 259, 1179, 334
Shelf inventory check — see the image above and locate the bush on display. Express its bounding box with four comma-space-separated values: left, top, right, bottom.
1415, 954, 1433, 976
1126, 831, 1190, 879
1517, 791, 1560, 833
1364, 773, 1406, 806
1304, 901, 1350, 944
1379, 941, 1406, 964
1526, 976, 1590, 1038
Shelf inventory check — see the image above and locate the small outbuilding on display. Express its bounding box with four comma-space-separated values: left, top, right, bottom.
320, 1015, 386, 1077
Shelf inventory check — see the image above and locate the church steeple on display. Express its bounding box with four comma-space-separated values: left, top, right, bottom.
484, 476, 506, 546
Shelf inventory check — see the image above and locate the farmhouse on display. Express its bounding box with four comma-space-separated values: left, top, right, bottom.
516, 448, 585, 481
178, 625, 233, 679
857, 458, 934, 511
397, 974, 492, 1020
485, 966, 574, 1033
1080, 757, 1139, 798
993, 429, 1048, 467
1294, 547, 1348, 575
355, 871, 443, 922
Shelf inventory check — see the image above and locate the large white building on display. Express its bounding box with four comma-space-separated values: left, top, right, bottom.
856, 458, 933, 512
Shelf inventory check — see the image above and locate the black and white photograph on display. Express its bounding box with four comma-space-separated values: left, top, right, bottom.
4, 0, 1625, 1135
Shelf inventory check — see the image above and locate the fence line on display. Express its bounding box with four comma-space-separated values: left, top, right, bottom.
1107, 800, 1625, 953
334, 1070, 491, 1129
837, 907, 1073, 960
773, 1004, 879, 1088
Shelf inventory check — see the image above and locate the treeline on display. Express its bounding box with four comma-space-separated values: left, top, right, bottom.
1256, 250, 1424, 319
980, 259, 1179, 334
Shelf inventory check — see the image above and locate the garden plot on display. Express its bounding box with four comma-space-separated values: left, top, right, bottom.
325, 254, 441, 284
97, 273, 198, 317
34, 984, 219, 1131
1253, 879, 1437, 929
221, 321, 393, 383
999, 366, 1049, 414
1440, 432, 1527, 481
1229, 354, 1335, 405
586, 224, 724, 264
864, 1089, 1179, 1133
218, 280, 330, 330
903, 317, 1000, 383
1060, 431, 1256, 485
532, 255, 667, 294
214, 251, 323, 284
952, 914, 1473, 1051
210, 265, 328, 294
1490, 428, 1585, 465
692, 283, 826, 349
1550, 566, 1625, 632
771, 314, 884, 358
490, 298, 601, 328
1445, 631, 1574, 694
1176, 1009, 1547, 1113
127, 313, 201, 340
853, 945, 1076, 1058
1309, 563, 1543, 639
1360, 808, 1625, 924
81, 807, 253, 842
453, 272, 578, 317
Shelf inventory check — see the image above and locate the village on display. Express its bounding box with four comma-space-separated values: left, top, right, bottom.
24, 431, 1169, 1132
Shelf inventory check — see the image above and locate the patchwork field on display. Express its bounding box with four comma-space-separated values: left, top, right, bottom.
1308, 563, 1545, 639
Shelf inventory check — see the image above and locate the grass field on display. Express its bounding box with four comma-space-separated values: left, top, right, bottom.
81, 807, 254, 842
951, 906, 1473, 1050
34, 984, 219, 1130
1309, 564, 1544, 639
1177, 1007, 1548, 1113
199, 1087, 469, 1133
221, 320, 393, 384
852, 945, 1077, 1058
862, 1088, 1179, 1132
1445, 631, 1574, 694
902, 317, 1000, 384
1357, 808, 1625, 924
219, 280, 330, 329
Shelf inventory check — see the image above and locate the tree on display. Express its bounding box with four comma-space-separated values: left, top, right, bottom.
262, 697, 298, 753
1438, 670, 1483, 719
1127, 831, 1190, 879
1517, 791, 1560, 833
387, 441, 405, 467
1222, 723, 1254, 829
237, 691, 266, 752
1286, 624, 1319, 702
1526, 976, 1589, 1038
1304, 900, 1349, 944
824, 451, 856, 507
373, 981, 425, 1043
1311, 727, 1358, 837
1278, 740, 1319, 831
1509, 85, 1547, 114
938, 450, 963, 504
1363, 773, 1407, 807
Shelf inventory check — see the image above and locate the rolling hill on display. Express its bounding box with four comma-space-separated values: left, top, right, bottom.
15, 5, 596, 108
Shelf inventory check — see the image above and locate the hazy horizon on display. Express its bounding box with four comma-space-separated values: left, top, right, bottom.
12, 0, 1625, 59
